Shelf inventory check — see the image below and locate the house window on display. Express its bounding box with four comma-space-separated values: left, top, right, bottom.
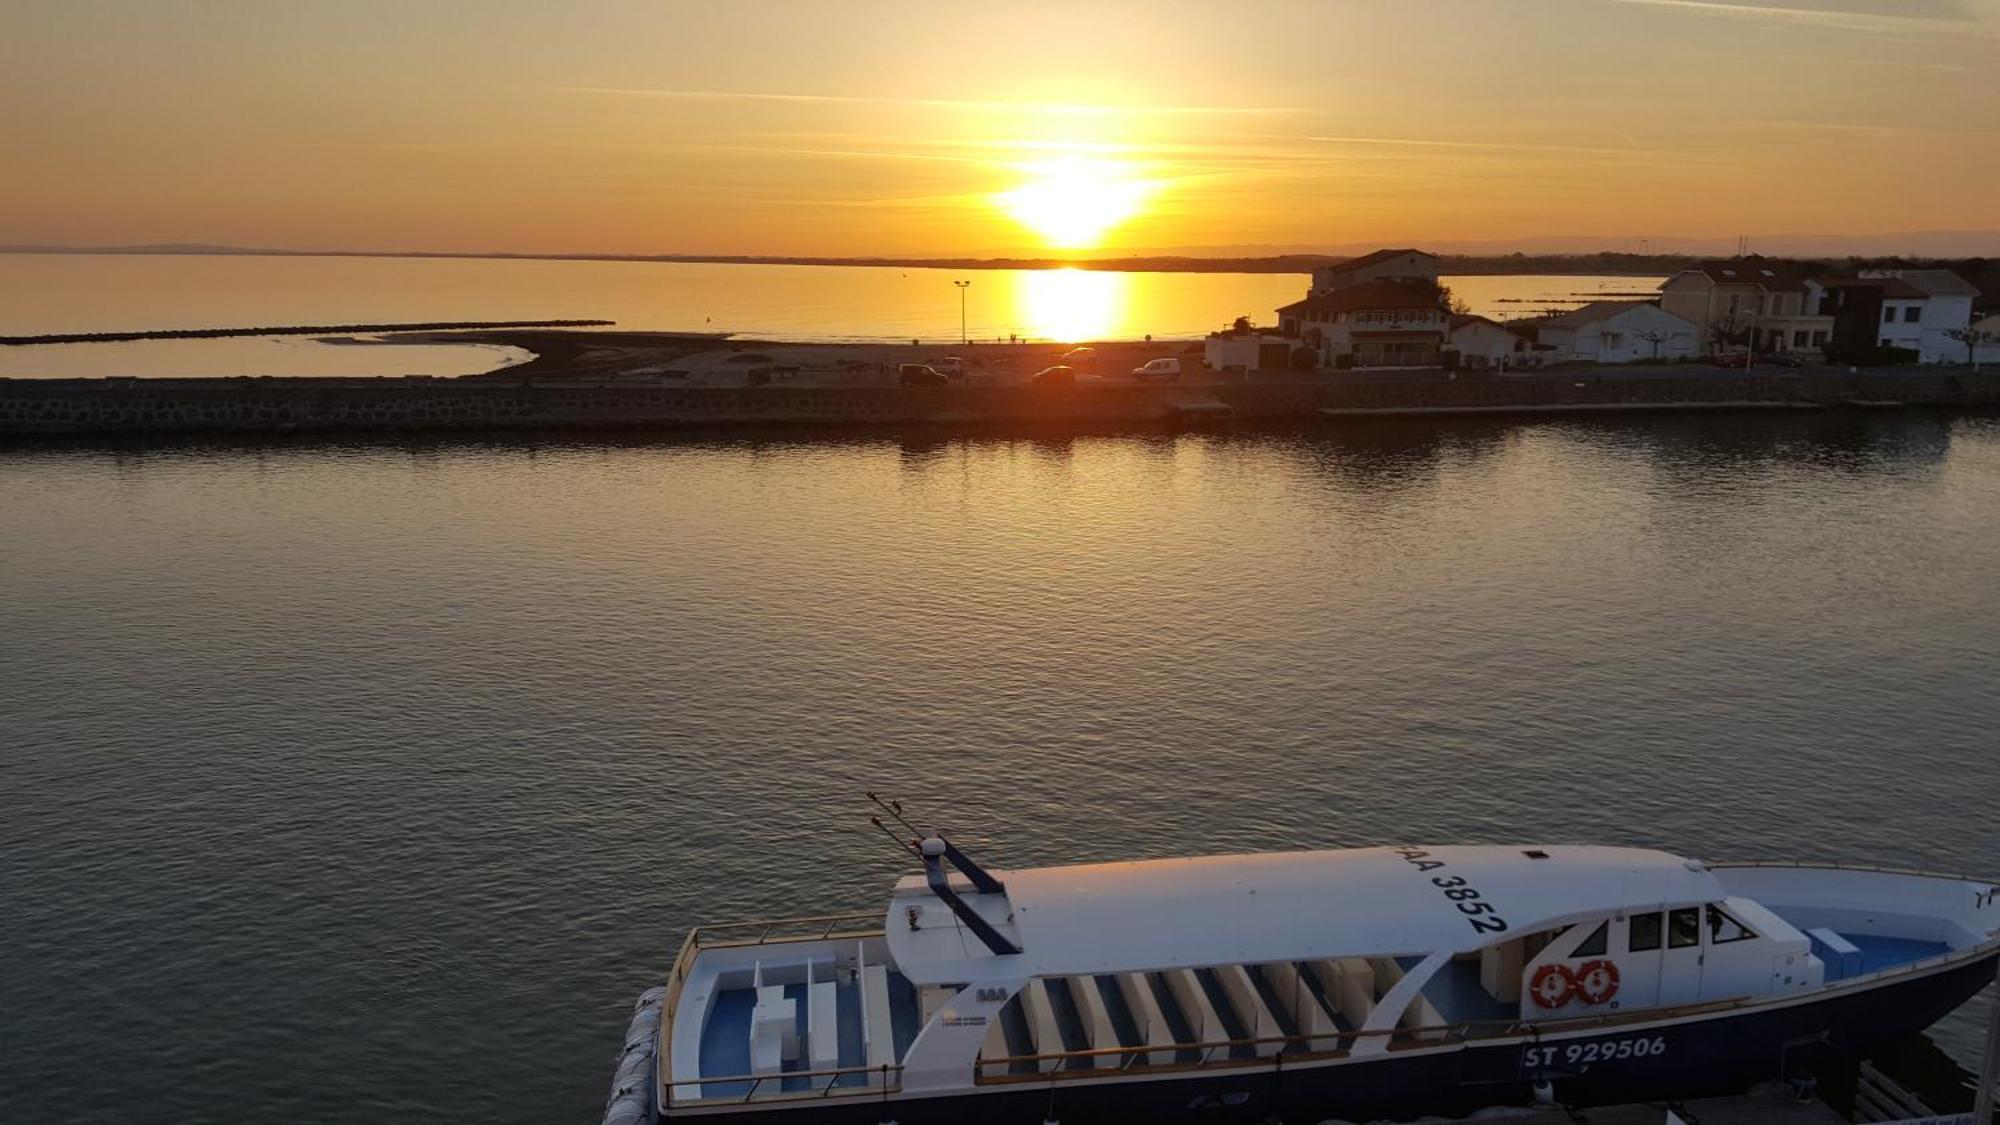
1883, 306, 1897, 323
1793, 330, 1809, 348
1812, 330, 1828, 346
1602, 332, 1623, 348
1904, 306, 1921, 323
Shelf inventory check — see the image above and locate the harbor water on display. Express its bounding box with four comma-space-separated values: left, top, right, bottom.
4, 411, 1999, 1123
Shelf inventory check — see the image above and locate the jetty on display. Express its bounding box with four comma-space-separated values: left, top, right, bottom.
1, 332, 1995, 437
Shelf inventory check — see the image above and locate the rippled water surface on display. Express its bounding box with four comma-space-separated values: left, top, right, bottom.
4, 412, 1999, 1124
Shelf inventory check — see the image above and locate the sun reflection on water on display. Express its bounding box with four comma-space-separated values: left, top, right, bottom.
1013, 268, 1124, 342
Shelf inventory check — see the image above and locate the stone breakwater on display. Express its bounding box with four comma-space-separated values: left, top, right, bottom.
2, 372, 1996, 436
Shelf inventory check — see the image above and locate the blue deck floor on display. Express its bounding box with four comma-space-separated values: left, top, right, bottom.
1827, 934, 1952, 982
698, 971, 920, 1096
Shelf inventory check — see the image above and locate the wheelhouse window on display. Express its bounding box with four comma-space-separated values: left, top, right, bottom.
1573, 921, 1609, 957
1628, 912, 1663, 952
1668, 907, 1701, 948
1707, 904, 1757, 944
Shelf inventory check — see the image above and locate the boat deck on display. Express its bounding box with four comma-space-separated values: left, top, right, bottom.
696, 970, 921, 1097
1821, 933, 1952, 982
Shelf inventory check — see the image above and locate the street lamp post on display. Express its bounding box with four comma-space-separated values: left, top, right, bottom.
954, 280, 971, 345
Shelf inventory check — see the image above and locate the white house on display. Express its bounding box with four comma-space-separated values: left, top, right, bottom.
1277, 280, 1450, 368
1658, 259, 1830, 355
1860, 269, 1978, 364
1448, 314, 1530, 369
1533, 302, 1700, 364
1309, 248, 1438, 295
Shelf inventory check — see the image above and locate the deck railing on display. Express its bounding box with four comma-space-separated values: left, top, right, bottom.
969, 995, 1766, 1084
660, 910, 884, 1024
657, 911, 890, 1106
671, 1062, 903, 1106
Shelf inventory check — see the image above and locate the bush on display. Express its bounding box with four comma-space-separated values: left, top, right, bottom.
1291, 346, 1320, 371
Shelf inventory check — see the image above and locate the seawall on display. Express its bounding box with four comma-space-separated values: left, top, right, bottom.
3, 372, 1996, 436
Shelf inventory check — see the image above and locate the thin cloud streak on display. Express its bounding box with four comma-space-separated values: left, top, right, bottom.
555, 87, 1304, 116
1598, 0, 1989, 36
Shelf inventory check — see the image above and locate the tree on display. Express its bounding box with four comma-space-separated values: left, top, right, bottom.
1230, 315, 1252, 335
1946, 325, 1997, 373
1636, 328, 1671, 359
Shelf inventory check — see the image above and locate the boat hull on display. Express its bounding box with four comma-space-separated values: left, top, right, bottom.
662, 947, 1997, 1123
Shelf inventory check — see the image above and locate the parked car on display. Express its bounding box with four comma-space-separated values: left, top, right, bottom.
1030, 365, 1077, 386
1131, 357, 1181, 381
898, 363, 949, 387
1057, 346, 1096, 368
930, 356, 967, 379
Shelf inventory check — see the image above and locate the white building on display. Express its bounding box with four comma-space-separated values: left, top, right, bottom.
1860, 269, 1979, 364
1202, 328, 1297, 372
1533, 302, 1700, 364
1278, 280, 1450, 368
1447, 314, 1530, 369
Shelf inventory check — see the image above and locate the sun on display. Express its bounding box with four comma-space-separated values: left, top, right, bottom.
995, 157, 1154, 251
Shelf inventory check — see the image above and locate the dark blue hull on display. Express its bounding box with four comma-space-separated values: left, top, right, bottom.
667, 949, 1996, 1123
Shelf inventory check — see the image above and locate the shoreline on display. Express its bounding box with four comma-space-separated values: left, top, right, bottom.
4, 332, 1995, 438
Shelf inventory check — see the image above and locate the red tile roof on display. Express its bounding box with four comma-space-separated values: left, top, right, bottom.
1688, 258, 1812, 292
1279, 280, 1446, 316
1822, 275, 1929, 299
1449, 313, 1526, 335
1320, 248, 1434, 275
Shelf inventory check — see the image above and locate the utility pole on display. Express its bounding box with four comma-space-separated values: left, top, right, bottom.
954, 280, 971, 345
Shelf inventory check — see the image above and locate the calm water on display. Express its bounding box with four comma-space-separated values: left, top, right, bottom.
0, 253, 1661, 377
5, 412, 1999, 1124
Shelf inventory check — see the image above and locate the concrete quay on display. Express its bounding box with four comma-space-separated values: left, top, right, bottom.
2, 328, 1996, 438
4, 369, 1996, 438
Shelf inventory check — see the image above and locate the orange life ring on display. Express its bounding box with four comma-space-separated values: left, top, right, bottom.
1529, 963, 1576, 1009
1575, 959, 1621, 1005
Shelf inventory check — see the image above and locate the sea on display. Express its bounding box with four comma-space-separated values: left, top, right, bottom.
0, 252, 1663, 378
4, 255, 2000, 1125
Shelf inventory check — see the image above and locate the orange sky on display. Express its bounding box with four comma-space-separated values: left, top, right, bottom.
5, 0, 1999, 257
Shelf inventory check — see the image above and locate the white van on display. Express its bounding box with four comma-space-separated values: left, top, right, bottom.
1132, 357, 1181, 381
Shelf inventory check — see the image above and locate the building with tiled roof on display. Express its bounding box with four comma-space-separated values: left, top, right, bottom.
1277, 279, 1449, 368
1658, 257, 1831, 356
1308, 248, 1438, 296
1820, 270, 1982, 364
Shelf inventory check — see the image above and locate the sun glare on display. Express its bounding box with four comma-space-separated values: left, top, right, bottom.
1016, 268, 1123, 342
995, 158, 1153, 251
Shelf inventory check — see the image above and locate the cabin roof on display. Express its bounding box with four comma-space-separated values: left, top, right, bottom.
885, 844, 1723, 984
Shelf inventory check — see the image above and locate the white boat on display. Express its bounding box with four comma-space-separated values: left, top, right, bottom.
613, 833, 2000, 1124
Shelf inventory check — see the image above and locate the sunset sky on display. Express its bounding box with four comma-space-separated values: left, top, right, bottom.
6, 0, 1999, 257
